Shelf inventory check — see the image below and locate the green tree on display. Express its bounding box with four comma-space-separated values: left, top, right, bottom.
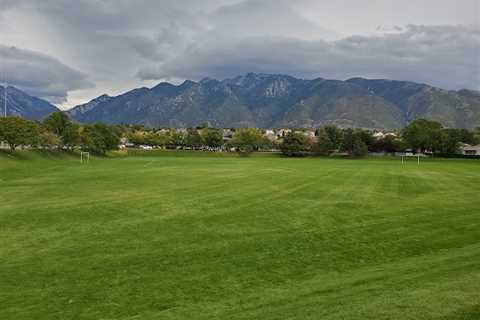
341, 128, 356, 153
63, 123, 81, 149
144, 132, 170, 147
474, 128, 480, 144
402, 119, 443, 153
201, 128, 223, 148
456, 129, 477, 145
127, 131, 147, 146
38, 129, 62, 149
436, 129, 461, 154
316, 125, 343, 155
43, 111, 79, 148
169, 130, 186, 147
371, 135, 404, 154
356, 129, 375, 147
185, 129, 203, 149
80, 124, 120, 154
352, 135, 368, 157
229, 128, 268, 154
340, 128, 372, 156
280, 131, 310, 156
0, 116, 39, 151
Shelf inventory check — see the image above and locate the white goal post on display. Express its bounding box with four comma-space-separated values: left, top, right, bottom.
401, 154, 421, 165
80, 152, 90, 164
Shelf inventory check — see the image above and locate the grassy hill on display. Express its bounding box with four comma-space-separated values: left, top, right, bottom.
1, 151, 479, 319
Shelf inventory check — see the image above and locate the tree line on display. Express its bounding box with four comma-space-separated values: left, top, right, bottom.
0, 112, 121, 154
1, 112, 479, 157
127, 127, 273, 153
280, 119, 479, 157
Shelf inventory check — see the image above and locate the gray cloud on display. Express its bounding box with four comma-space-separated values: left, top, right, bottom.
0, 0, 478, 108
0, 45, 93, 103
139, 25, 480, 91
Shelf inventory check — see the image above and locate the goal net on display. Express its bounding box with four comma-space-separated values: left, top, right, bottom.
80, 152, 90, 164
401, 154, 421, 165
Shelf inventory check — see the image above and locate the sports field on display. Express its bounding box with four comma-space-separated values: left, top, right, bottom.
1, 151, 479, 319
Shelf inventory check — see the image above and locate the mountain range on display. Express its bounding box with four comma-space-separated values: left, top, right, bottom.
67, 73, 480, 129
0, 86, 59, 120
3, 74, 480, 130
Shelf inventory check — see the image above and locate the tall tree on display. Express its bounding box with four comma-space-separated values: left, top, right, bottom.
352, 135, 368, 157
80, 124, 120, 154
0, 116, 39, 151
402, 119, 443, 153
201, 128, 223, 148
38, 129, 62, 149
371, 135, 404, 154
341, 128, 356, 153
185, 129, 203, 149
316, 125, 343, 155
280, 132, 310, 156
169, 130, 186, 147
43, 111, 71, 137
436, 130, 461, 154
340, 128, 371, 156
43, 111, 79, 148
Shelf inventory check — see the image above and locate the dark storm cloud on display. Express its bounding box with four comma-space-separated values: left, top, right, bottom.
139, 25, 480, 90
0, 45, 93, 103
0, 0, 478, 107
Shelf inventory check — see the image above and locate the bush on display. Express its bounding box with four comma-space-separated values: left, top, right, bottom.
229, 128, 269, 155
352, 136, 368, 157
280, 132, 311, 156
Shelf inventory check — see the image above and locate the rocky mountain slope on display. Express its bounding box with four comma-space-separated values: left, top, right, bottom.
0, 86, 59, 120
67, 73, 480, 129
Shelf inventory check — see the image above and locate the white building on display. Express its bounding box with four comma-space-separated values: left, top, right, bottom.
373, 132, 385, 139
303, 130, 316, 139
373, 131, 397, 139
264, 129, 277, 141
460, 144, 480, 156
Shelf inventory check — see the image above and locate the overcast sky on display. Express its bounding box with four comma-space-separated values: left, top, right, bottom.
0, 0, 479, 109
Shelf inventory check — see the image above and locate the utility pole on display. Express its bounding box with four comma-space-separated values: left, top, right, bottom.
3, 81, 6, 117
2, 56, 6, 117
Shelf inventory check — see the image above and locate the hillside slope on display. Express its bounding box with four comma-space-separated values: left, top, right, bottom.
0, 86, 59, 120
67, 74, 480, 129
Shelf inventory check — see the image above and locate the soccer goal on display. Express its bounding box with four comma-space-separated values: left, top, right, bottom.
80, 152, 90, 164
401, 154, 421, 165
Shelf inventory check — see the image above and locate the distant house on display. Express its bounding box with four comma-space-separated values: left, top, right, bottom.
303, 130, 316, 139
373, 132, 385, 139
460, 144, 480, 156
222, 129, 234, 142
277, 129, 292, 137
373, 131, 397, 139
156, 128, 170, 135
264, 130, 277, 141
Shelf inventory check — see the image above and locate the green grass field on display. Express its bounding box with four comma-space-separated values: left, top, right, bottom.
1, 150, 479, 319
